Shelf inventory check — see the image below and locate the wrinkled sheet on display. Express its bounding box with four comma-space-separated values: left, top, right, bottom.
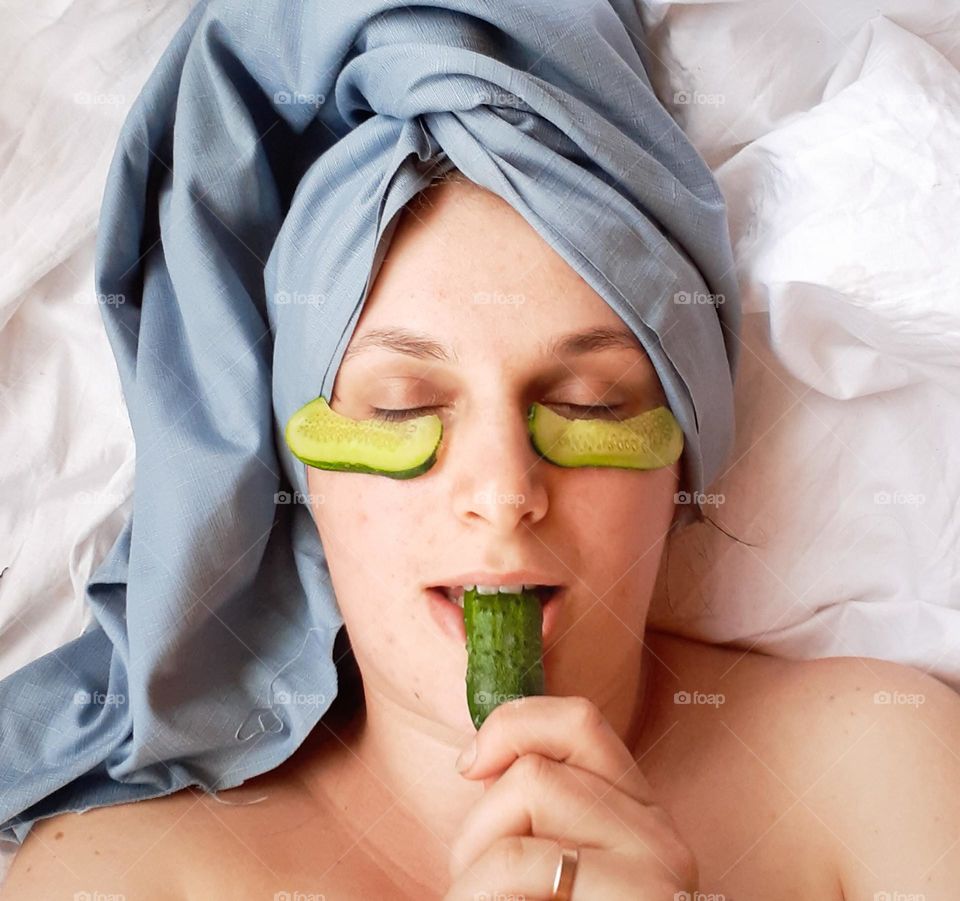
642, 9, 960, 693
0, 0, 195, 880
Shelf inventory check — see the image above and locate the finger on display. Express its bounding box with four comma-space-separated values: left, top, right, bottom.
450, 752, 660, 881
444, 837, 629, 901
459, 694, 653, 805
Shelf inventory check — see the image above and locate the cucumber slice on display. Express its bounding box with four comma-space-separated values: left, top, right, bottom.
284, 395, 682, 480
527, 402, 683, 470
284, 395, 442, 479
464, 587, 545, 729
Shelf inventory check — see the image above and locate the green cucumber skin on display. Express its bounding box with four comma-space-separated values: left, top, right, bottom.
464, 587, 545, 730
289, 451, 438, 480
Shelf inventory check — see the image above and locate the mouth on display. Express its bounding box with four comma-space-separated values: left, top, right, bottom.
425, 584, 565, 645
431, 584, 561, 608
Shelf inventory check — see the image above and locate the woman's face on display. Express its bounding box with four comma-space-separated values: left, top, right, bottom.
307, 177, 680, 731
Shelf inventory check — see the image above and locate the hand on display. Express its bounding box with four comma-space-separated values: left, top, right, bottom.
444, 695, 699, 901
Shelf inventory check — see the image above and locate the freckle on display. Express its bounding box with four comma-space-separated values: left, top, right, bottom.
94, 850, 100, 855
414, 691, 421, 700
54, 831, 63, 840
827, 695, 835, 701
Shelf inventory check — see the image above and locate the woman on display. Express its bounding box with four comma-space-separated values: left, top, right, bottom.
6, 170, 960, 901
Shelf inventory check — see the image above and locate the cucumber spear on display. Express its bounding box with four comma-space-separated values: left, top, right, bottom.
464, 586, 545, 729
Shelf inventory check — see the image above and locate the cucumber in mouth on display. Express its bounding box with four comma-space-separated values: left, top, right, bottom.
463, 586, 546, 729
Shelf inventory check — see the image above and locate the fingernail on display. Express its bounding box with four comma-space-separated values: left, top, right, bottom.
456, 737, 477, 773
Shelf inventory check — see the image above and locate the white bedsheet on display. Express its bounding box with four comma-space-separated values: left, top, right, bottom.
640, 5, 960, 691
0, 0, 194, 880
1, 0, 958, 883
1, 0, 195, 682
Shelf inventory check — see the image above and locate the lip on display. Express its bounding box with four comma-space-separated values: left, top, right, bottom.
426, 586, 564, 646
427, 571, 563, 589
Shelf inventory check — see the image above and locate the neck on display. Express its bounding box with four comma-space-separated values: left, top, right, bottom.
298, 640, 656, 892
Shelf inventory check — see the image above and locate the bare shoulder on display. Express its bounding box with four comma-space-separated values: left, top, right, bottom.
643, 628, 808, 741
646, 628, 960, 784
783, 652, 960, 897
0, 786, 208, 900
0, 772, 308, 901
641, 629, 843, 789
645, 631, 960, 895
3, 760, 370, 900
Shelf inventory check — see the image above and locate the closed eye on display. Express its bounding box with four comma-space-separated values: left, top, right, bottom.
369, 402, 624, 423
551, 403, 623, 418
370, 406, 441, 423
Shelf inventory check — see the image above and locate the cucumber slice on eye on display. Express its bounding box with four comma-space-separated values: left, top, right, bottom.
464, 586, 545, 730
283, 396, 682, 480
284, 395, 443, 479
527, 402, 683, 470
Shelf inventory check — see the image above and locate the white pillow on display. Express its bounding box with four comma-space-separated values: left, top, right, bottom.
0, 0, 195, 685
647, 15, 960, 694
638, 0, 960, 168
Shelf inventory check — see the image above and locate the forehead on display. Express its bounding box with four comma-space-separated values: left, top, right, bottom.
354, 179, 636, 347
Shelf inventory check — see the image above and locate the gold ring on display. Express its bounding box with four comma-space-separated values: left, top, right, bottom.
550, 845, 579, 900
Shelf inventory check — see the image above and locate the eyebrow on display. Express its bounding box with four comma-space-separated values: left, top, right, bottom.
342, 325, 644, 364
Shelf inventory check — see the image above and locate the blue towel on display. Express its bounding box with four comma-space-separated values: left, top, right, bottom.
0, 0, 740, 842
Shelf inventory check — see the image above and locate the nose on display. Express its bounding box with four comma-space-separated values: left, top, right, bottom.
447, 403, 548, 531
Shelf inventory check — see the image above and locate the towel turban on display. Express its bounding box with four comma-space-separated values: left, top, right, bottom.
0, 0, 740, 842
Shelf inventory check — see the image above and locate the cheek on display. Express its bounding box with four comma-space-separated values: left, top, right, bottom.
306, 470, 422, 574
559, 467, 677, 588
308, 473, 373, 545
561, 466, 677, 530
